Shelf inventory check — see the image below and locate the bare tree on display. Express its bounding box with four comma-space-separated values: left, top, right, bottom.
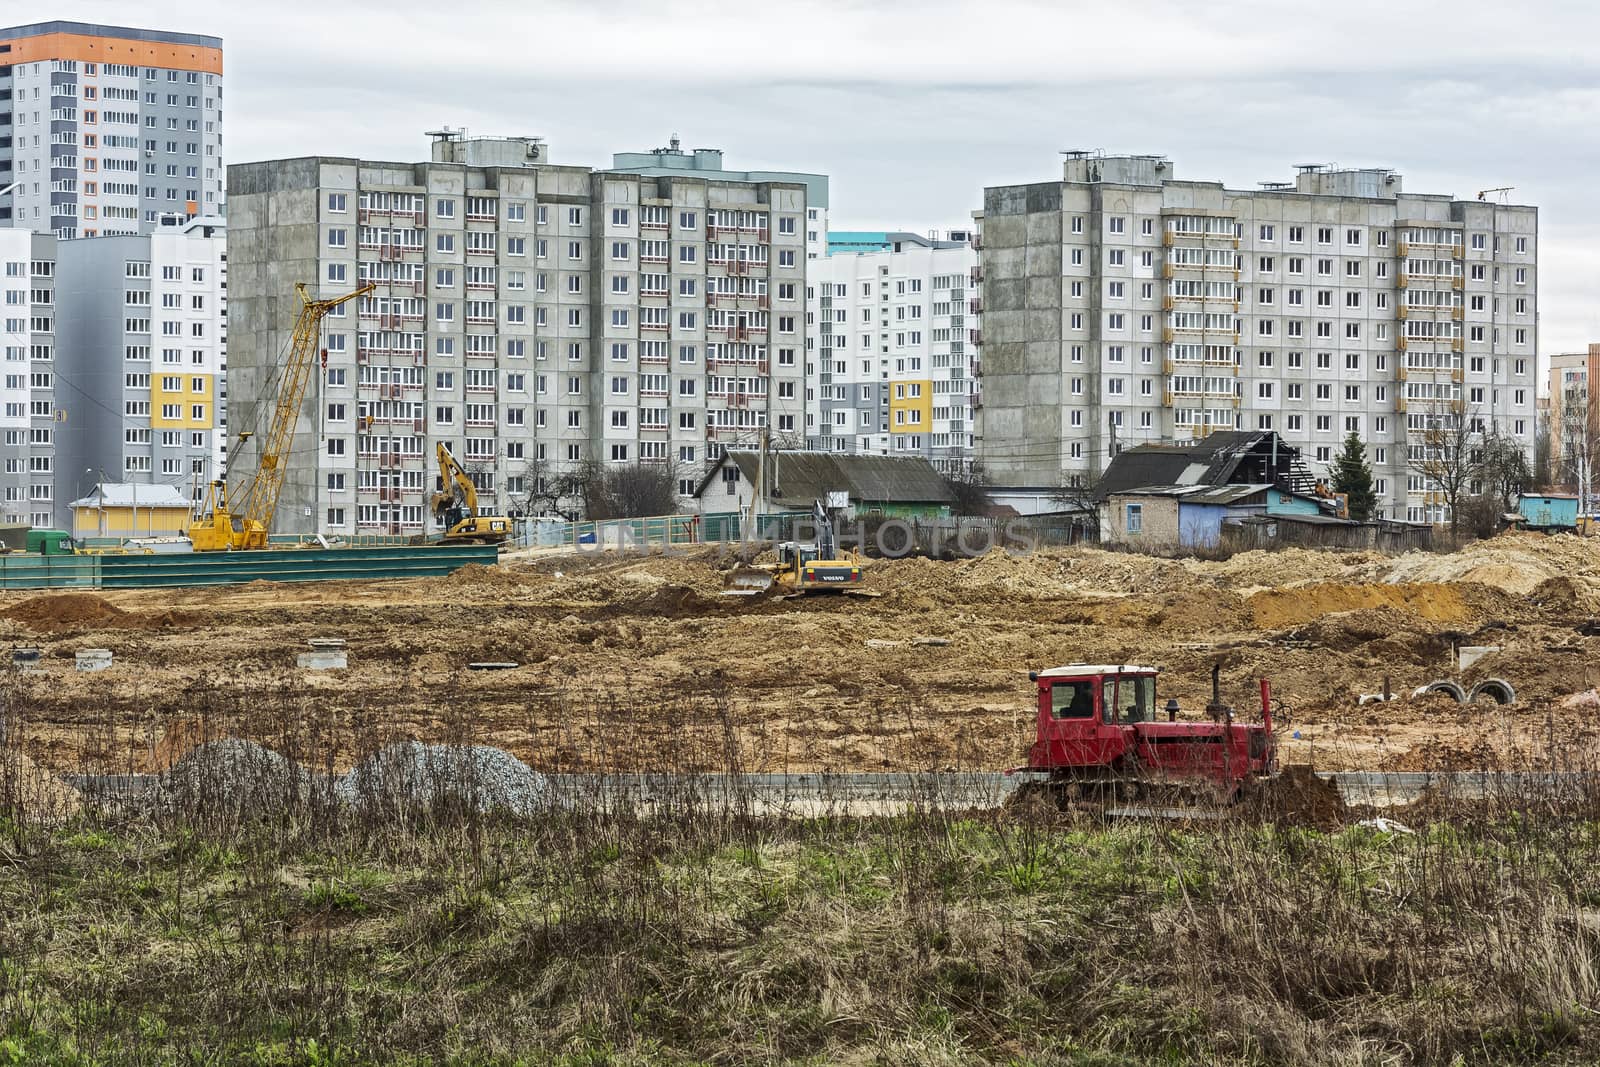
1560, 381, 1599, 512
572, 461, 682, 521
1407, 401, 1480, 543
944, 462, 995, 517
1476, 426, 1532, 514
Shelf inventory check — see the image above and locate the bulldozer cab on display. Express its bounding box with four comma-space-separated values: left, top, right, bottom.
775, 541, 820, 567
1031, 666, 1159, 770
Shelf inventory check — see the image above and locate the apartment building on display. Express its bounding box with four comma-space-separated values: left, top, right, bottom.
0, 21, 225, 239
0, 21, 224, 238
0, 218, 226, 528
0, 226, 55, 526
227, 134, 816, 536
976, 155, 1539, 522
807, 231, 977, 470
1548, 346, 1599, 471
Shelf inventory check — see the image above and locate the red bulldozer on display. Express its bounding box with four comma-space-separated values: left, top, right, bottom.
1006, 662, 1282, 811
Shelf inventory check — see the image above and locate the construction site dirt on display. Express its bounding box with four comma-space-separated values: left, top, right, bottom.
6, 530, 1600, 780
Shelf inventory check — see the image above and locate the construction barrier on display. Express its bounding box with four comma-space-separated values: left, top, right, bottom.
0, 545, 498, 590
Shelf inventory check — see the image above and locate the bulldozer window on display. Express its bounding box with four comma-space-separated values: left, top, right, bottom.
1050, 681, 1094, 719
1123, 675, 1155, 723
1101, 678, 1116, 724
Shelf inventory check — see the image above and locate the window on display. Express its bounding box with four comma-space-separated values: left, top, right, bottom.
1125, 505, 1142, 535
327, 228, 346, 248
327, 193, 347, 213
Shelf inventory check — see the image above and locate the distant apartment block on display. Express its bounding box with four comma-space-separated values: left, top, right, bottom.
0, 218, 226, 528
975, 155, 1538, 522
1, 20, 224, 238
227, 134, 821, 536
1548, 346, 1599, 473
0, 226, 55, 526
808, 231, 977, 470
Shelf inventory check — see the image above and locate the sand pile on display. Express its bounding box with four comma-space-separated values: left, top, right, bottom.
0, 749, 81, 821
1384, 532, 1600, 596
1247, 582, 1471, 630
1191, 547, 1387, 592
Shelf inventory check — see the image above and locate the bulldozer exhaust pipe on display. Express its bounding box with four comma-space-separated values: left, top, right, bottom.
1260, 677, 1272, 734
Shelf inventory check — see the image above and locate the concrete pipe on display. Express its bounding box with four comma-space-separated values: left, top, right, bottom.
1468, 678, 1517, 706
1412, 680, 1467, 703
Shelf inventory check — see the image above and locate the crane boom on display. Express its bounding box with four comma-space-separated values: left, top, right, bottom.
241, 282, 374, 534
189, 280, 373, 551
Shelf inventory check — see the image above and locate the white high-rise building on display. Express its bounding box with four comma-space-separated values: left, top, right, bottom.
976, 155, 1539, 521
1, 20, 225, 238
0, 218, 226, 528
807, 231, 977, 470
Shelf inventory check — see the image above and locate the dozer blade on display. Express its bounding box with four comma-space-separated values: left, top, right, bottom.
722, 568, 775, 596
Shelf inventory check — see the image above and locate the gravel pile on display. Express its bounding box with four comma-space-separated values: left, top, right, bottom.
340, 742, 547, 816
154, 738, 311, 817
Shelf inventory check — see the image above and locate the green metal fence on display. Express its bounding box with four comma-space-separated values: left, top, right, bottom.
0, 554, 101, 589
0, 545, 497, 590
557, 512, 810, 549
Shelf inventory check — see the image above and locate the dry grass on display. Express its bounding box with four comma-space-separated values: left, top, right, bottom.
2, 677, 1600, 1065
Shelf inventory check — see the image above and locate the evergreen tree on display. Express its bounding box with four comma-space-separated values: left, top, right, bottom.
1331, 431, 1377, 521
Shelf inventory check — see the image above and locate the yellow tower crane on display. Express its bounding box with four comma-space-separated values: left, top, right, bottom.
189, 281, 375, 551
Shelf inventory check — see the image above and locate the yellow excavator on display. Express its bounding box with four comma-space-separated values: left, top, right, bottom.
429, 441, 512, 545
189, 281, 374, 551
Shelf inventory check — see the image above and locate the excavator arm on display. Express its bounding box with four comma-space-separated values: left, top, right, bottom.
431, 441, 479, 522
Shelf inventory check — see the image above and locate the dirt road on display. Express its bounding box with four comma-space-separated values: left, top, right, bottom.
5, 532, 1599, 776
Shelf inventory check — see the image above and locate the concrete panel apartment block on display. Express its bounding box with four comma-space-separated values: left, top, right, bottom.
975, 155, 1538, 522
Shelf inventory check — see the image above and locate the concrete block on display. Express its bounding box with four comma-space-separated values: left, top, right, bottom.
76, 649, 113, 672
1458, 645, 1500, 671
298, 652, 347, 670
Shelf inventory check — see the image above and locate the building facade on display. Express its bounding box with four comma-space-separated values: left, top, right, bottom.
807, 231, 977, 469
1548, 347, 1597, 476
976, 155, 1539, 522
0, 226, 55, 526
1, 20, 224, 238
227, 135, 816, 537
0, 218, 225, 529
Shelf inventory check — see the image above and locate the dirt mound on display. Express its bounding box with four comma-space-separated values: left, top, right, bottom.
1247, 582, 1471, 630
5, 593, 127, 630
626, 584, 722, 618
1288, 607, 1442, 652
443, 563, 527, 590
0, 749, 82, 820
1250, 764, 1347, 829
1384, 532, 1600, 596
1192, 548, 1387, 592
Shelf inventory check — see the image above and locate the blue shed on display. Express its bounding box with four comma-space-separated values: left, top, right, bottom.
1518, 494, 1580, 530
1176, 485, 1277, 547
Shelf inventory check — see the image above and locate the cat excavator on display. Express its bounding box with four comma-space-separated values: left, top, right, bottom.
429, 441, 512, 545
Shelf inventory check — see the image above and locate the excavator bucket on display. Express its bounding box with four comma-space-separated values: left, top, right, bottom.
722, 566, 775, 596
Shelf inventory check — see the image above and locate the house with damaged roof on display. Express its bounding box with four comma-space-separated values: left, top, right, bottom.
1092, 431, 1337, 548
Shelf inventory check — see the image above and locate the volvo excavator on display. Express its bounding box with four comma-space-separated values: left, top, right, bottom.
429, 441, 512, 545
189, 281, 374, 551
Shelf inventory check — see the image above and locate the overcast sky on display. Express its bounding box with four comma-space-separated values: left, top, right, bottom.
68, 0, 1600, 362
